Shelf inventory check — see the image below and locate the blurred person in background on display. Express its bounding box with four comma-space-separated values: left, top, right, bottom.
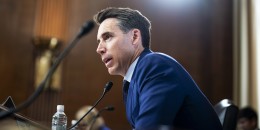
237, 106, 259, 130
75, 106, 110, 130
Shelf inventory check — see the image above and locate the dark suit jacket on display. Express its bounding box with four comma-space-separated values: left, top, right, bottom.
125, 49, 222, 130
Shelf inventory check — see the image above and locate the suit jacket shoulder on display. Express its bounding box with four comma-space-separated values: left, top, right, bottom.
126, 49, 222, 130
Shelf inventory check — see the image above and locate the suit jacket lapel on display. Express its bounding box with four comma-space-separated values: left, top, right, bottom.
125, 48, 152, 127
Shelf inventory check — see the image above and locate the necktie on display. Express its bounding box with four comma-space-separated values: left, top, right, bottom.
123, 80, 130, 103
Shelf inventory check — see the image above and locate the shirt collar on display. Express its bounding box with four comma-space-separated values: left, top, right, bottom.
124, 57, 139, 82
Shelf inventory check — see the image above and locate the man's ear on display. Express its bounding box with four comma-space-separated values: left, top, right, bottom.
132, 29, 141, 45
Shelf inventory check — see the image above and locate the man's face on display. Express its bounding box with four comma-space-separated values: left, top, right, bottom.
237, 118, 257, 130
96, 18, 136, 76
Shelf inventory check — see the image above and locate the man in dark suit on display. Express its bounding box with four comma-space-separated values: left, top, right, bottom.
93, 7, 222, 130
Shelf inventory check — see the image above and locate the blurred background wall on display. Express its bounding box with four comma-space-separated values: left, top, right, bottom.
1, 0, 256, 129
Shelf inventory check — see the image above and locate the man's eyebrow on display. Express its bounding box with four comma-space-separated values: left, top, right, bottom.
97, 31, 108, 43
97, 31, 113, 43
101, 32, 110, 37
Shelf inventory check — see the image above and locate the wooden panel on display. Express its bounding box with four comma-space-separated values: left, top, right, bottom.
0, 0, 233, 129
62, 0, 233, 129
0, 0, 36, 113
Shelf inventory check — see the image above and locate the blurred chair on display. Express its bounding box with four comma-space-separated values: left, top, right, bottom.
214, 99, 239, 130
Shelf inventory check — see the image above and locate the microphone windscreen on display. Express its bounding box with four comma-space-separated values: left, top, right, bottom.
104, 81, 113, 92
105, 106, 115, 111
77, 21, 95, 38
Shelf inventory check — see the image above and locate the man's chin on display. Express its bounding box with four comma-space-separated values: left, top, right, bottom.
108, 68, 121, 76
108, 68, 116, 75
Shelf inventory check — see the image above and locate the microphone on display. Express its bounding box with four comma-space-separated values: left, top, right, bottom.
77, 21, 95, 39
0, 20, 95, 120
102, 106, 115, 111
93, 106, 115, 120
68, 82, 113, 130
89, 106, 115, 130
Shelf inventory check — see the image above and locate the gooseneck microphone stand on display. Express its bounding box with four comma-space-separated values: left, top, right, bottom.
0, 21, 95, 120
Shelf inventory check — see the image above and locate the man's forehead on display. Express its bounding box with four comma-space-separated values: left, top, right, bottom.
97, 18, 119, 38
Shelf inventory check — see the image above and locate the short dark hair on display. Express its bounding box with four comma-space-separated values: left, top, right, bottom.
238, 107, 258, 121
93, 7, 151, 48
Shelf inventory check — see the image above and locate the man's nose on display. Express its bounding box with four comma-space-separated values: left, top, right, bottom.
96, 43, 106, 55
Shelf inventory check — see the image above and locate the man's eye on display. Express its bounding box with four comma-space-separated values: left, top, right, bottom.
104, 34, 111, 41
